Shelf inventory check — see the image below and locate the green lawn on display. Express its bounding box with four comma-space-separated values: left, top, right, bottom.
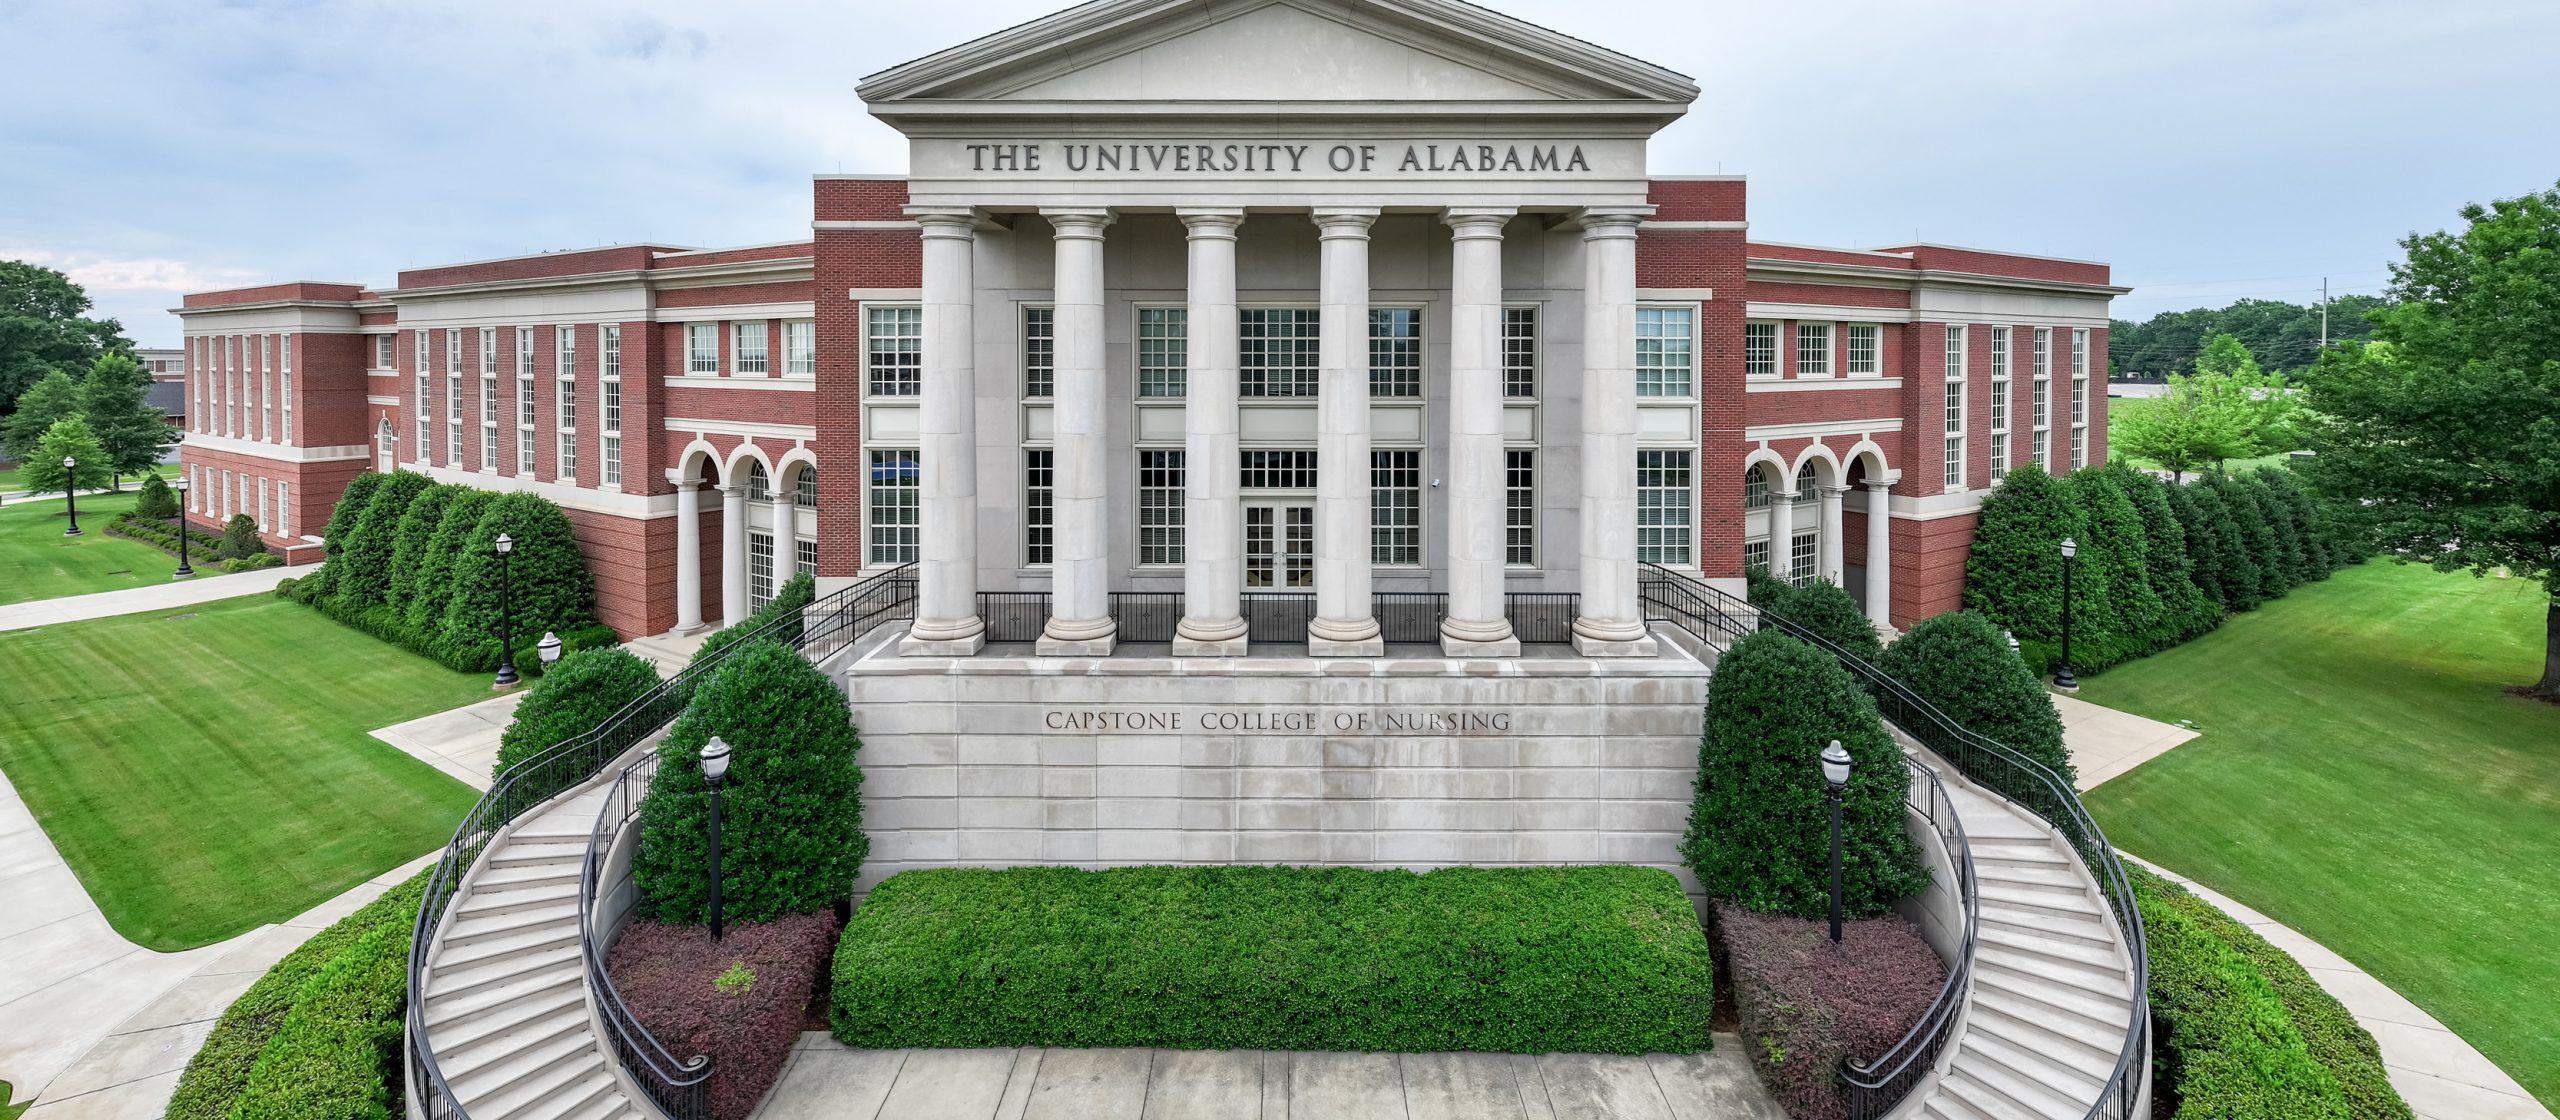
0, 462, 179, 493
0, 490, 188, 606
0, 595, 485, 950
2081, 561, 2560, 1108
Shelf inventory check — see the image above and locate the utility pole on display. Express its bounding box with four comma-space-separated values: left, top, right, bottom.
2320, 278, 2329, 347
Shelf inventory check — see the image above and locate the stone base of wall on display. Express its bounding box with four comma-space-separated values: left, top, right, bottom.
840, 628, 1715, 899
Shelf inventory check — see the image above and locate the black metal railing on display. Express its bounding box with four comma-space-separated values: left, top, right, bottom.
1241, 593, 1316, 643
407, 565, 914, 1120
1847, 754, 1976, 1118
975, 591, 1049, 643
1638, 564, 2147, 1120
1373, 592, 1448, 643
1504, 592, 1579, 645
1106, 592, 1184, 643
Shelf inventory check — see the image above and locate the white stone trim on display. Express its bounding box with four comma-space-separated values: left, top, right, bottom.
1746, 301, 1909, 325
406, 462, 675, 519
815, 220, 922, 231
663, 417, 819, 441
849, 287, 924, 302
1746, 377, 1902, 393
650, 302, 817, 324
1638, 221, 1746, 231
660, 375, 816, 392
1632, 287, 1715, 302
366, 394, 402, 405
183, 432, 368, 463
1745, 417, 1903, 443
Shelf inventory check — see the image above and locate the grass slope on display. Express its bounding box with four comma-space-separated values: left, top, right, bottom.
2082, 561, 2560, 1108
0, 595, 485, 950
0, 490, 181, 605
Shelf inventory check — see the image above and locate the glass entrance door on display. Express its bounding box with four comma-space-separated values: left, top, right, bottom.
1244, 503, 1315, 589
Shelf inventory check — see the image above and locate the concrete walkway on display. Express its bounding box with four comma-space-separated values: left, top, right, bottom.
0, 566, 299, 633
752, 1035, 1783, 1120
370, 691, 521, 792
2134, 860, 2553, 1120
2054, 693, 2198, 791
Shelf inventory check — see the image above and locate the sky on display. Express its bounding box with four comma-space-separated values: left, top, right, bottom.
5, 0, 2557, 348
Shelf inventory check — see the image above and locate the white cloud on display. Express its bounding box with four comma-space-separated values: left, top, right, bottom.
1, 249, 258, 293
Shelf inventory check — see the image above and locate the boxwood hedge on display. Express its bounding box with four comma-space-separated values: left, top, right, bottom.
831, 865, 1712, 1055
1877, 609, 2073, 787
2136, 870, 2349, 1119
223, 922, 409, 1120
494, 645, 663, 788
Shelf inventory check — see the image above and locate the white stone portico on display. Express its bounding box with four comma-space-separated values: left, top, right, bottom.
854, 0, 1702, 660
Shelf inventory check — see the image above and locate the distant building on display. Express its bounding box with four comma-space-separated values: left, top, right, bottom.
136, 348, 184, 379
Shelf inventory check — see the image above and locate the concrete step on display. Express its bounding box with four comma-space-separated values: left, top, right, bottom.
1973, 861, 2087, 893
1957, 1032, 2103, 1113
430, 982, 588, 1052
1976, 923, 2124, 977
429, 941, 581, 1002
1967, 840, 2074, 870
462, 1051, 616, 1120
1975, 946, 2133, 1003
1970, 964, 2136, 1035
455, 880, 584, 921
447, 1016, 597, 1102
473, 861, 585, 893
500, 1068, 626, 1120
445, 900, 580, 947
432, 920, 580, 972
1965, 994, 2121, 1083
1979, 906, 2118, 949
1936, 1070, 2055, 1120
1977, 883, 2109, 923
489, 839, 591, 869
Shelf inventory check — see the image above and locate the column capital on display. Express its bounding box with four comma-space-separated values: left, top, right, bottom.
1442, 207, 1517, 238
1576, 206, 1654, 238
1310, 207, 1381, 237
1040, 207, 1116, 238
1863, 471, 1902, 490
663, 468, 699, 489
904, 206, 983, 237
1176, 208, 1247, 237
1819, 483, 1853, 498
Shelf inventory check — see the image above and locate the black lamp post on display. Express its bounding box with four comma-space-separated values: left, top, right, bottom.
492, 533, 519, 689
1822, 739, 1852, 945
62, 456, 82, 537
172, 477, 194, 579
2056, 536, 2080, 691
702, 736, 732, 942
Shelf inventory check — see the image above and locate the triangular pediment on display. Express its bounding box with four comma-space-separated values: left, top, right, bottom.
859, 0, 1698, 108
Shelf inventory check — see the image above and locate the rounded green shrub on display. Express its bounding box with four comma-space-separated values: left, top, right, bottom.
1764, 576, 1882, 663
1879, 610, 2073, 785
406, 489, 497, 632
2187, 479, 2262, 612
2059, 468, 2154, 673
688, 571, 817, 669
220, 514, 262, 561
495, 646, 663, 783
333, 471, 435, 609
636, 640, 867, 925
135, 472, 178, 520
303, 472, 388, 600
1682, 629, 1929, 919
2117, 468, 2222, 641
440, 491, 596, 660
384, 484, 460, 616
1963, 463, 2082, 655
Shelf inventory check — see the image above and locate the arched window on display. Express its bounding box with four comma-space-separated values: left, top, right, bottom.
794, 467, 818, 509
1743, 465, 1772, 509
746, 460, 771, 501
1794, 462, 1819, 501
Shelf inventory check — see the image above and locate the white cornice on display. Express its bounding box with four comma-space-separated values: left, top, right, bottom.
1746, 417, 1903, 443
663, 418, 818, 441
182, 434, 369, 463
648, 257, 814, 286
1746, 377, 1903, 394
662, 376, 816, 393
814, 220, 922, 231
653, 302, 816, 324
404, 461, 673, 519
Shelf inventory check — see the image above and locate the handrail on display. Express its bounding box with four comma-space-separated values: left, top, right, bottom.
1638, 564, 2148, 1120
406, 566, 915, 1120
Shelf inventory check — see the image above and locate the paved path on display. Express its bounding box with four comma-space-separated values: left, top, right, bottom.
0, 566, 299, 633
2133, 860, 2553, 1120
752, 1034, 1783, 1120
371, 691, 522, 792
2053, 693, 2198, 791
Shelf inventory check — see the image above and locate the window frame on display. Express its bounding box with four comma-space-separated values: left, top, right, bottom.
866, 449, 921, 565
1636, 304, 1698, 397
1943, 325, 1967, 492
1370, 449, 1423, 567
1136, 306, 1188, 399
1795, 321, 1834, 378
1743, 320, 1780, 380
685, 322, 719, 376
1505, 448, 1536, 567
1020, 304, 1054, 399
1502, 305, 1539, 399
1367, 306, 1424, 399
1238, 306, 1321, 399
783, 319, 816, 377
865, 305, 923, 397
732, 320, 769, 376
1635, 449, 1694, 566
1136, 449, 1187, 566
1845, 323, 1881, 377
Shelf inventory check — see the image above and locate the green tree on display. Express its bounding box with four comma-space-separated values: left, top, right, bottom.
1755, 576, 1882, 663
2107, 375, 2250, 481
2301, 183, 2560, 698
636, 640, 868, 924
2061, 467, 2161, 670
1680, 629, 1928, 919
331, 472, 434, 609
1878, 610, 2073, 785
2163, 480, 2228, 612
384, 484, 460, 616
440, 491, 596, 661
23, 416, 110, 497
1, 369, 82, 464
406, 489, 498, 632
134, 472, 178, 520
2207, 473, 2282, 607
495, 646, 663, 798
2115, 466, 2221, 640
2187, 478, 2262, 612
2189, 333, 2307, 463
0, 260, 132, 416
220, 514, 262, 561
302, 472, 388, 601
2108, 295, 2385, 380
79, 354, 170, 487
1963, 463, 2089, 672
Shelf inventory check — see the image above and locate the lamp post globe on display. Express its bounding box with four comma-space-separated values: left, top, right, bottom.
536, 631, 563, 666
2055, 536, 2080, 692
172, 477, 194, 579
702, 736, 732, 942
1821, 739, 1851, 945
61, 456, 82, 537
491, 533, 520, 689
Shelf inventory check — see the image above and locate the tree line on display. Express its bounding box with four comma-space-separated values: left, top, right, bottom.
2110, 294, 2385, 379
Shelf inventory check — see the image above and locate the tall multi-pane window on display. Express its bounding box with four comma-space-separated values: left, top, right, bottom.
2071, 328, 2091, 467
1137, 450, 1186, 565
557, 326, 579, 483
733, 321, 768, 375
279, 336, 293, 443
277, 481, 289, 538
1137, 309, 1186, 397
414, 331, 431, 458
1790, 531, 1819, 586
795, 467, 816, 509
374, 334, 395, 369
1943, 325, 1967, 491
866, 307, 922, 396
686, 323, 718, 375
1369, 308, 1422, 397
867, 450, 920, 564
1502, 307, 1537, 398
2032, 328, 2053, 466
1636, 450, 1693, 565
746, 461, 770, 501
1371, 450, 1422, 565
1796, 322, 1833, 378
1239, 308, 1321, 397
796, 539, 818, 579
1744, 464, 1772, 509
1989, 327, 2012, 482
1637, 308, 1695, 396
1023, 450, 1054, 564
748, 533, 775, 612
784, 320, 816, 377
1743, 321, 1778, 378
1021, 306, 1053, 398
259, 336, 273, 441
517, 328, 537, 471
601, 325, 622, 487
1743, 538, 1771, 574
1505, 450, 1535, 565
1795, 461, 1818, 503
1846, 323, 1880, 377
478, 330, 498, 471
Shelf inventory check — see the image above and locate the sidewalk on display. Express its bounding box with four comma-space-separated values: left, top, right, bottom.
2055, 692, 2198, 790
369, 691, 521, 792
0, 566, 299, 633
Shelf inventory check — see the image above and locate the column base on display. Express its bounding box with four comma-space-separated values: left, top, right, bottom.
1572, 632, 1660, 658
1171, 634, 1250, 658
900, 631, 988, 657
671, 621, 714, 637
1307, 635, 1385, 658
1441, 634, 1522, 658
1036, 634, 1118, 657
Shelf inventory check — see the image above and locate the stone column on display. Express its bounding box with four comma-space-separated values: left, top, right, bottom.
901, 208, 987, 656
1174, 209, 1249, 657
1767, 487, 1796, 583
719, 481, 749, 627
773, 485, 799, 589
1864, 476, 1897, 627
1038, 208, 1118, 657
1442, 208, 1521, 657
1819, 483, 1847, 585
1572, 208, 1655, 656
1309, 207, 1384, 656
670, 471, 703, 634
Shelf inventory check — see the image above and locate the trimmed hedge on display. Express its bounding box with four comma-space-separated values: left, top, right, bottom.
2129, 867, 2411, 1120
609, 913, 841, 1120
1683, 629, 1929, 919
103, 510, 224, 559
439, 491, 596, 665
2059, 468, 2157, 674
1760, 576, 1883, 664
2116, 466, 2222, 641
688, 571, 817, 668
166, 867, 429, 1120
1877, 610, 2073, 787
1963, 464, 2079, 658
220, 514, 263, 561
302, 472, 386, 600
494, 646, 663, 786
831, 865, 1713, 1055
334, 471, 435, 607
636, 640, 866, 925
135, 472, 178, 519
1714, 902, 1947, 1120
2136, 870, 2349, 1119
384, 483, 460, 617
224, 922, 408, 1120
406, 489, 497, 631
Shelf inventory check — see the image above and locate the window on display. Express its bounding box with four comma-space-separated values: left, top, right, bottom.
1637, 308, 1694, 396
1743, 538, 1771, 573
794, 467, 817, 509
1744, 464, 1771, 510
517, 327, 536, 471
686, 323, 718, 375
867, 450, 920, 565
1138, 450, 1185, 565
784, 320, 816, 377
280, 336, 293, 443
866, 307, 921, 396
746, 461, 770, 501
557, 326, 578, 483
1636, 450, 1692, 565
1989, 327, 2012, 482
1505, 450, 1535, 565
478, 360, 498, 472
1138, 308, 1186, 397
1790, 531, 1819, 587
1943, 325, 1967, 491
1023, 450, 1054, 565
257, 477, 268, 531
1795, 462, 1818, 502
1240, 308, 1320, 398
1744, 321, 1779, 378
1240, 450, 1318, 490
278, 481, 289, 537
2071, 328, 2091, 467
446, 333, 462, 465
375, 334, 396, 369
748, 532, 775, 612
1369, 308, 1422, 398
1847, 323, 1880, 377
1021, 306, 1053, 398
601, 325, 622, 487
2032, 327, 2053, 466
414, 331, 431, 458
1796, 322, 1833, 378
1371, 450, 1421, 566
733, 321, 768, 375
1501, 307, 1538, 398
795, 539, 818, 579
260, 336, 273, 441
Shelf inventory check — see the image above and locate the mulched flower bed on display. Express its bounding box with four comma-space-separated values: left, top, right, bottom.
1713, 902, 1948, 1120
606, 911, 840, 1120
